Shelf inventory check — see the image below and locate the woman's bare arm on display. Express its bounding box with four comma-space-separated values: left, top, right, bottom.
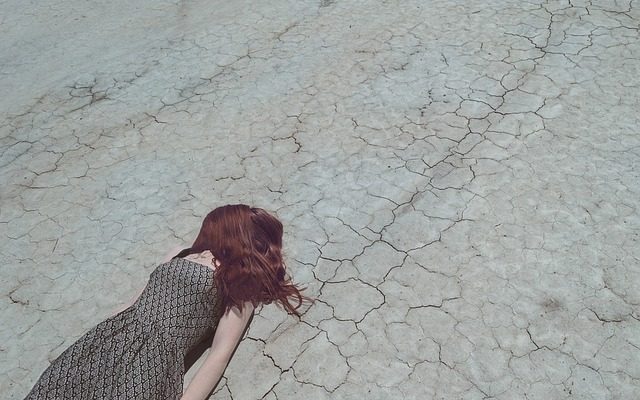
180, 303, 255, 400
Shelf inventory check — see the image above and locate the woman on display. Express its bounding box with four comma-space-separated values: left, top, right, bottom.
25, 204, 306, 400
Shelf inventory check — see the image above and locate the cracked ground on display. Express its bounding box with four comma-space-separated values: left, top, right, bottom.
1, 0, 639, 399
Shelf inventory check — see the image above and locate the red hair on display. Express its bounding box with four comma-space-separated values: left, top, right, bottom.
175, 204, 306, 316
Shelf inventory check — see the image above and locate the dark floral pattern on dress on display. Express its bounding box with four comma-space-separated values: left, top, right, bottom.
25, 258, 222, 400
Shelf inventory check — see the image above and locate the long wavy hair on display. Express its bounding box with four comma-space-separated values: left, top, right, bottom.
174, 204, 305, 316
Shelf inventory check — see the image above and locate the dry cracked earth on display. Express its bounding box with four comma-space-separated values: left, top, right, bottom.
1, 0, 639, 399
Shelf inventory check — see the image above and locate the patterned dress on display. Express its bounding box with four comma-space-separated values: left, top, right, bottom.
25, 258, 223, 400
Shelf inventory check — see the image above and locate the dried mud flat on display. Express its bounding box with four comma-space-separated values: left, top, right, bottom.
1, 1, 639, 399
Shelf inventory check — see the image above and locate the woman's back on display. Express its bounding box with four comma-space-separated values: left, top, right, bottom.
136, 258, 222, 337
25, 258, 223, 400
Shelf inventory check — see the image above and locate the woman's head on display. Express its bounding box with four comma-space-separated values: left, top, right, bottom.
175, 204, 304, 316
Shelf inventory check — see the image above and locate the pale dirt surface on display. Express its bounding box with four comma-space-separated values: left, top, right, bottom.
2, 0, 639, 399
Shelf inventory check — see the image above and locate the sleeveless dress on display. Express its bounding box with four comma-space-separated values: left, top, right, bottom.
24, 257, 224, 400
